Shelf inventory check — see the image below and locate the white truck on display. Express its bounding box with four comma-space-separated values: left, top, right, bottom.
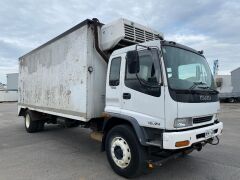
216, 73, 240, 103
18, 18, 223, 178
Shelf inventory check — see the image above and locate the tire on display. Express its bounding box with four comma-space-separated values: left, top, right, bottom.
105, 125, 148, 178
37, 121, 45, 131
25, 111, 39, 133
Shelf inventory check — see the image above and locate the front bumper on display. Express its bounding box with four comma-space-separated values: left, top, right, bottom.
163, 122, 223, 149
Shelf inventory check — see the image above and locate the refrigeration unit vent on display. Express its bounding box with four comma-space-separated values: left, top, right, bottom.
124, 24, 160, 43
100, 18, 164, 51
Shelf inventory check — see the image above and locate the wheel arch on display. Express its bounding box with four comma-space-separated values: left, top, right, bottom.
101, 113, 147, 151
18, 107, 44, 121
18, 107, 28, 116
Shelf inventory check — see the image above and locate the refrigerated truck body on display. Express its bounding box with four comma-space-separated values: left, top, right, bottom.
216, 70, 240, 102
18, 18, 223, 178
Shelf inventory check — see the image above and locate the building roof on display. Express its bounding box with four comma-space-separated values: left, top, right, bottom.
231, 67, 240, 73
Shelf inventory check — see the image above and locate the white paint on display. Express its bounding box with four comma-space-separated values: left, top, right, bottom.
18, 105, 87, 121
106, 40, 165, 129
101, 18, 163, 51
18, 24, 107, 121
106, 40, 220, 132
0, 90, 18, 102
216, 75, 233, 93
163, 122, 223, 149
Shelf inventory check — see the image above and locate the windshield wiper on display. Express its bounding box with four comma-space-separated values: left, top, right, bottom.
190, 81, 219, 94
189, 81, 207, 90
202, 86, 219, 94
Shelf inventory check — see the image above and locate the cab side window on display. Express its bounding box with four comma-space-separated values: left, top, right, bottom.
109, 57, 121, 86
125, 49, 161, 97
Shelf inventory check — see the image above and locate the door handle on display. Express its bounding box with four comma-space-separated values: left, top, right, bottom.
123, 93, 131, 99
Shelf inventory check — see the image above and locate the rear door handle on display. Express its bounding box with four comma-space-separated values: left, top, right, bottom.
123, 93, 131, 99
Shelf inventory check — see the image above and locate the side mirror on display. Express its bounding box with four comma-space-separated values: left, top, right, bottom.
126, 50, 140, 74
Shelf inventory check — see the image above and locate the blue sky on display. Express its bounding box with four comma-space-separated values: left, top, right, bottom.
0, 0, 240, 83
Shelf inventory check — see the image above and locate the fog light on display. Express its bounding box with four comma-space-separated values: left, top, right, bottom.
175, 140, 190, 147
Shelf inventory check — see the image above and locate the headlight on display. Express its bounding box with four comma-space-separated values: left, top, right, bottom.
174, 118, 192, 128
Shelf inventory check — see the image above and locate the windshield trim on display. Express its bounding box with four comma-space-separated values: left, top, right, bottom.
161, 41, 205, 58
172, 88, 218, 95
161, 44, 217, 95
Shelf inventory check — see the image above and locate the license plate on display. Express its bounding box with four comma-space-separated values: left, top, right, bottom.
205, 129, 214, 138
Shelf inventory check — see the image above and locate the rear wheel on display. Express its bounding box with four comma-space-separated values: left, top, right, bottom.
37, 121, 45, 131
105, 125, 148, 178
25, 111, 45, 133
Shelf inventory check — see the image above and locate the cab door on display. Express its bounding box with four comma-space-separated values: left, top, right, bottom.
105, 56, 122, 114
120, 49, 165, 129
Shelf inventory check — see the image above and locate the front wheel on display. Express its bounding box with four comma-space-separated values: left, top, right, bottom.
105, 125, 148, 178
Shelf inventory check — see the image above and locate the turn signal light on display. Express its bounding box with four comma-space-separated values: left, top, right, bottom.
175, 140, 190, 147
148, 163, 154, 169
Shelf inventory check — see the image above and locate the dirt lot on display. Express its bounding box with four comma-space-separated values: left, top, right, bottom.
0, 102, 239, 180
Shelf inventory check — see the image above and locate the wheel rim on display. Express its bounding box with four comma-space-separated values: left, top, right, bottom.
111, 137, 131, 169
25, 114, 30, 128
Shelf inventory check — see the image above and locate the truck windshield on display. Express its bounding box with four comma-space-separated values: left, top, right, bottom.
162, 46, 216, 91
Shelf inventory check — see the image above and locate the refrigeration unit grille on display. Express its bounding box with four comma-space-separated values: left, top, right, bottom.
135, 28, 145, 42
124, 24, 160, 43
124, 24, 134, 41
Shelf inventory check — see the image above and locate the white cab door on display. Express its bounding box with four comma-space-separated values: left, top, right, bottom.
105, 56, 122, 114
121, 49, 165, 129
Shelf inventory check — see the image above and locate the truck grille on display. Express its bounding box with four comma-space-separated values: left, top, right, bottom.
124, 24, 160, 43
193, 115, 213, 124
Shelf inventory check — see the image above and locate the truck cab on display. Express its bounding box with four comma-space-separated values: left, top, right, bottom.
105, 39, 222, 150
101, 39, 223, 177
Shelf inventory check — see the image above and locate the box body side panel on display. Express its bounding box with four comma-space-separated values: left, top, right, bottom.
19, 26, 90, 121
86, 27, 107, 119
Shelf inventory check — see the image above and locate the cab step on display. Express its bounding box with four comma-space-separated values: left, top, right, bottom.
90, 131, 103, 142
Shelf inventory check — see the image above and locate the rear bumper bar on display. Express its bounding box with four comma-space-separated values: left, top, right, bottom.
163, 122, 223, 149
